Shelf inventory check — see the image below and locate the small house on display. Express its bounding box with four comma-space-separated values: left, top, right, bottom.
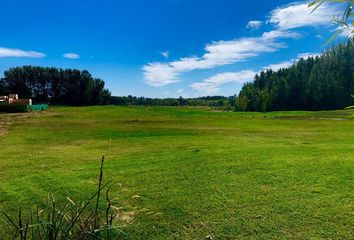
0, 94, 32, 105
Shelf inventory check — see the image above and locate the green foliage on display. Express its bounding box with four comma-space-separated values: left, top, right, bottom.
110, 95, 235, 108
0, 104, 28, 113
345, 95, 354, 109
1, 156, 125, 240
235, 39, 354, 112
0, 104, 49, 113
0, 66, 111, 106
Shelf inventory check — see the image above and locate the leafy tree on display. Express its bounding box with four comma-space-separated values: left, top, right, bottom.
102, 89, 112, 105
0, 78, 7, 95
0, 66, 111, 105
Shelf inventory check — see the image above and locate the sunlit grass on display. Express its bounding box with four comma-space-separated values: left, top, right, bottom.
0, 106, 353, 239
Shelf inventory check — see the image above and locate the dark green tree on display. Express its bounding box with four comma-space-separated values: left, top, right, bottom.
0, 66, 111, 106
234, 39, 354, 112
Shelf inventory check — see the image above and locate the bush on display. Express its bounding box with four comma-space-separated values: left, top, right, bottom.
0, 104, 28, 113
0, 104, 49, 113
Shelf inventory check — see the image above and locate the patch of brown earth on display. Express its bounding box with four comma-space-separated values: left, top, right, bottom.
0, 112, 44, 136
115, 210, 136, 226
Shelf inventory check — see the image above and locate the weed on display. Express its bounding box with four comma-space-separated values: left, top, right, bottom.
1, 156, 125, 240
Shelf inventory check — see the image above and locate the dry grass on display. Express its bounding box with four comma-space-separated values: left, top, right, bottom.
0, 113, 34, 136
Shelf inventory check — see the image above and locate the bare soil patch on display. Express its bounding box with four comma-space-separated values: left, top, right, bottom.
0, 112, 44, 136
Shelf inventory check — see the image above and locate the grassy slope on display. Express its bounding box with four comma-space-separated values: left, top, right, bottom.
0, 106, 353, 239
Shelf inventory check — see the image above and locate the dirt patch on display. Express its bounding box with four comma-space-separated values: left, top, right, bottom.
0, 112, 44, 136
115, 210, 136, 226
318, 117, 347, 121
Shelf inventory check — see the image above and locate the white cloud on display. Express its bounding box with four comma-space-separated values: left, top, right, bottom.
262, 30, 301, 40
142, 2, 343, 90
263, 52, 320, 71
190, 70, 256, 95
177, 89, 184, 94
269, 3, 340, 30
143, 62, 180, 87
297, 52, 320, 59
263, 61, 294, 71
337, 26, 354, 38
247, 20, 263, 29
143, 31, 298, 87
161, 51, 169, 58
63, 53, 80, 59
0, 47, 45, 58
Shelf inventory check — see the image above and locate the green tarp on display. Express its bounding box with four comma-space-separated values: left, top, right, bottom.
27, 104, 48, 111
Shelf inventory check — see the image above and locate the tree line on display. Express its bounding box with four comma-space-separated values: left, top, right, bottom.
0, 65, 233, 108
0, 66, 111, 105
110, 95, 234, 108
235, 39, 354, 112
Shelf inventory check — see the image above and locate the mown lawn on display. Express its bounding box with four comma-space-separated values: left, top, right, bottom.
0, 106, 353, 239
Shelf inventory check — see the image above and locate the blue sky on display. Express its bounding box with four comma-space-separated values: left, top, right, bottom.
0, 0, 349, 97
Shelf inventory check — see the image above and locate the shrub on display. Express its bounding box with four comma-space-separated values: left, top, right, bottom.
0, 104, 28, 113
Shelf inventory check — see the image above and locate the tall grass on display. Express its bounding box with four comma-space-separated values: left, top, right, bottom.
1, 156, 126, 240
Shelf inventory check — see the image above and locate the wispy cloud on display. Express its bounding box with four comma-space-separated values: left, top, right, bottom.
263, 52, 320, 71
177, 89, 184, 94
161, 51, 169, 58
142, 1, 342, 91
143, 62, 180, 87
247, 20, 263, 29
337, 26, 354, 38
190, 70, 257, 95
262, 30, 301, 40
269, 3, 340, 30
263, 61, 294, 71
297, 52, 321, 59
143, 31, 297, 87
63, 53, 80, 59
0, 47, 45, 58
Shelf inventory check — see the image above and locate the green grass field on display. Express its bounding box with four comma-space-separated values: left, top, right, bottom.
0, 106, 353, 239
